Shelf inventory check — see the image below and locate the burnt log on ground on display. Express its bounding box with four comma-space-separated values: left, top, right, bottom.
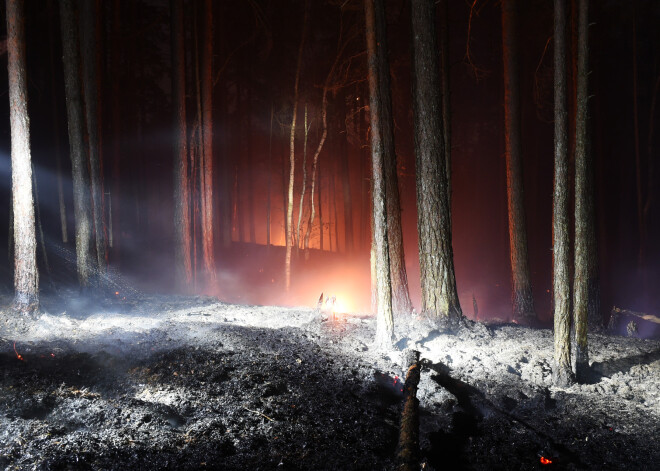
397, 349, 420, 471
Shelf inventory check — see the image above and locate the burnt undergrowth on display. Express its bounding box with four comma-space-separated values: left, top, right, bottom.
0, 325, 399, 470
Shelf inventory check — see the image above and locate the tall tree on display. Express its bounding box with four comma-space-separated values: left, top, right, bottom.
552, 0, 573, 387
80, 0, 106, 274
574, 0, 598, 379
47, 0, 68, 244
284, 0, 309, 292
439, 0, 452, 215
171, 0, 192, 290
60, 0, 94, 288
365, 0, 393, 346
7, 0, 38, 315
375, 0, 413, 316
501, 0, 536, 323
200, 0, 216, 287
411, 0, 463, 326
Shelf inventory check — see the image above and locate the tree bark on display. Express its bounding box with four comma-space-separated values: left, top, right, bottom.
285, 0, 309, 292
171, 0, 192, 290
200, 0, 216, 286
574, 0, 597, 380
552, 0, 573, 387
81, 0, 106, 275
339, 93, 354, 255
502, 0, 535, 323
365, 0, 394, 347
47, 0, 68, 244
7, 0, 38, 314
375, 0, 413, 316
60, 0, 94, 288
411, 0, 462, 326
296, 104, 309, 254
267, 104, 273, 250
439, 0, 452, 219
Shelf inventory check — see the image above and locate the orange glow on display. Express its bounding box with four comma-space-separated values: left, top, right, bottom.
13, 342, 24, 362
332, 295, 354, 314
115, 291, 119, 295
540, 456, 552, 465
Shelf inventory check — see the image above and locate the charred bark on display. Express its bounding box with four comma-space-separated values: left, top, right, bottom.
365, 0, 394, 347
375, 0, 413, 317
502, 0, 536, 323
7, 0, 38, 315
574, 0, 597, 380
81, 0, 107, 275
552, 0, 573, 387
60, 0, 94, 288
397, 350, 421, 471
411, 0, 462, 326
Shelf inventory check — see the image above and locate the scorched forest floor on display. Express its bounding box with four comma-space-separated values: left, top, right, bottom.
1, 292, 659, 470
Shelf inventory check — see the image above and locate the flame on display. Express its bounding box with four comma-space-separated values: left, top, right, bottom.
540, 456, 552, 465
333, 296, 354, 314
13, 342, 24, 362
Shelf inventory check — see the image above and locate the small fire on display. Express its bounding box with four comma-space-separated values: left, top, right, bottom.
540, 456, 552, 465
13, 341, 25, 362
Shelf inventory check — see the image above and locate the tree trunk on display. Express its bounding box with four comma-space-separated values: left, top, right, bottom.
296, 104, 309, 254
47, 0, 68, 244
110, 0, 121, 255
552, 0, 573, 387
411, 0, 462, 326
439, 0, 452, 219
7, 0, 38, 314
171, 0, 192, 290
267, 104, 273, 250
81, 0, 107, 275
200, 0, 216, 286
60, 0, 94, 288
574, 0, 598, 380
285, 0, 309, 292
365, 0, 394, 347
375, 0, 413, 316
339, 93, 354, 255
501, 0, 536, 323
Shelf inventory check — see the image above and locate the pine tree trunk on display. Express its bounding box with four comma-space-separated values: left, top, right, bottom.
81, 0, 107, 275
60, 0, 94, 288
375, 0, 413, 316
552, 0, 573, 387
110, 0, 122, 255
574, 0, 597, 380
365, 0, 394, 347
200, 0, 216, 286
47, 0, 68, 244
411, 0, 462, 326
171, 0, 192, 290
267, 104, 273, 250
501, 0, 536, 323
296, 105, 309, 255
285, 0, 309, 292
339, 93, 354, 255
7, 0, 38, 314
439, 0, 452, 219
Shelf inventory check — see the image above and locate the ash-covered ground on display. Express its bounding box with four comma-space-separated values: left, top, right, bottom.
1, 293, 659, 470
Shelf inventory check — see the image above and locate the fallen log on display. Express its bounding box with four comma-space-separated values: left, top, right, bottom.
397, 350, 421, 471
609, 306, 660, 331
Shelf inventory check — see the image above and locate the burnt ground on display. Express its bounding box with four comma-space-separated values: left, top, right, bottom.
0, 293, 659, 470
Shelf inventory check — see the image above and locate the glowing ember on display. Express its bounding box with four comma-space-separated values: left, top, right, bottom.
13, 342, 24, 362
540, 456, 552, 465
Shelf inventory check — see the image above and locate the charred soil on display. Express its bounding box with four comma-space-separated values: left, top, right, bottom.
0, 293, 658, 470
